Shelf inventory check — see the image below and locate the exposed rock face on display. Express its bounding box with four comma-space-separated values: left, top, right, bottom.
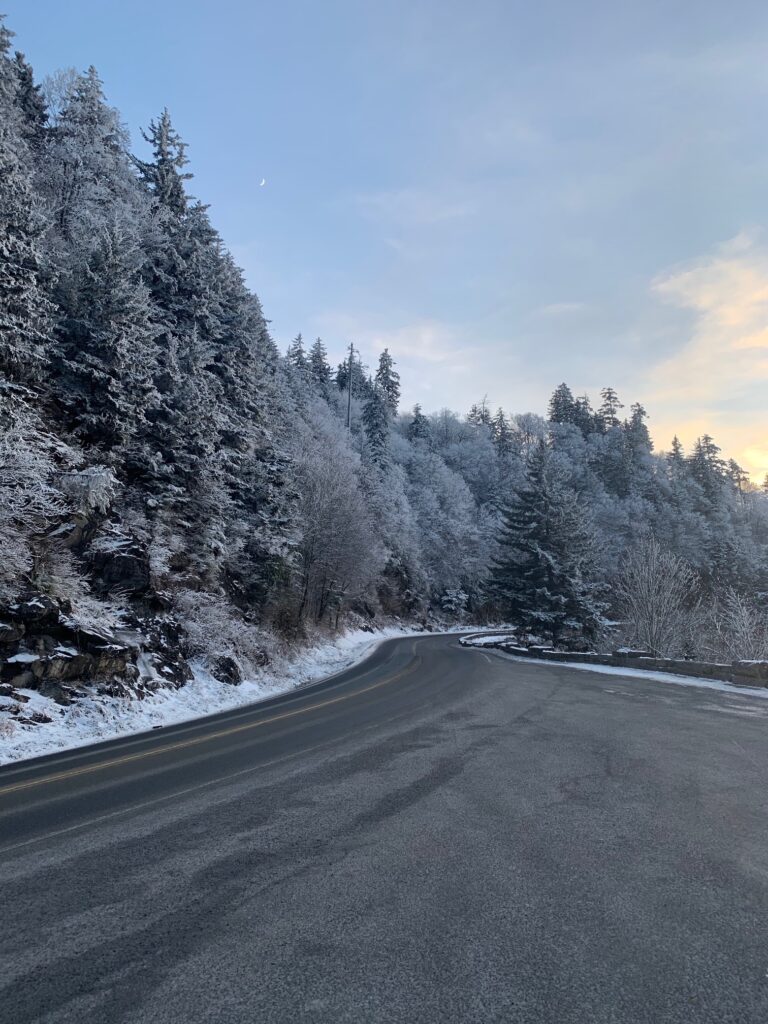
209, 654, 243, 685
0, 593, 143, 704
90, 540, 151, 595
129, 615, 192, 689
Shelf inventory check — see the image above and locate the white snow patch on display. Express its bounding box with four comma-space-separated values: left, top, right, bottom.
461, 634, 515, 647
6, 653, 39, 664
53, 646, 78, 658
0, 626, 467, 765
495, 652, 768, 700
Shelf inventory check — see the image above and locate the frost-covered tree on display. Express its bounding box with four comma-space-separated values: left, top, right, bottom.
52, 218, 158, 450
467, 397, 492, 427
134, 108, 191, 216
374, 348, 400, 416
615, 537, 699, 658
13, 50, 47, 154
489, 442, 605, 644
0, 20, 52, 381
407, 403, 432, 446
40, 66, 142, 248
290, 402, 382, 627
598, 386, 623, 430
309, 336, 332, 395
362, 386, 390, 467
287, 333, 308, 373
548, 383, 576, 425
491, 408, 513, 457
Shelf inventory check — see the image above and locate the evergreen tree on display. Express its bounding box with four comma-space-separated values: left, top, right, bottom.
285, 333, 311, 399
134, 111, 294, 602
309, 336, 331, 394
0, 20, 52, 381
134, 108, 191, 216
287, 333, 307, 372
374, 347, 400, 416
40, 66, 140, 246
573, 394, 597, 436
598, 386, 623, 430
622, 402, 654, 493
726, 459, 748, 495
548, 383, 576, 424
489, 442, 604, 644
53, 219, 158, 450
13, 50, 47, 154
689, 435, 726, 502
335, 350, 370, 398
407, 403, 432, 445
667, 436, 685, 474
491, 408, 513, 458
467, 397, 491, 427
362, 386, 390, 466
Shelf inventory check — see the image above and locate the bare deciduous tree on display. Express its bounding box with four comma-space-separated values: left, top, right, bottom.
709, 588, 768, 662
615, 537, 699, 657
291, 404, 384, 627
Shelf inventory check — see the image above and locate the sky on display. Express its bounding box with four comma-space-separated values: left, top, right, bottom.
5, 0, 768, 478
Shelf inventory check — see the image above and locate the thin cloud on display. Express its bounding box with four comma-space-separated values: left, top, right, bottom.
353, 187, 476, 227
645, 233, 768, 476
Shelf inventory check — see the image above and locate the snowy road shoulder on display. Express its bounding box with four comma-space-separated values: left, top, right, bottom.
0, 626, 452, 766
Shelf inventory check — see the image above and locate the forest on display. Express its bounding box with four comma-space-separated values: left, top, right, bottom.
2, 14, 767, 699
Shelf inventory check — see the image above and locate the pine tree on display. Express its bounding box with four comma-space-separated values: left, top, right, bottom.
491, 408, 513, 458
287, 333, 307, 372
374, 348, 400, 416
407, 404, 432, 445
489, 442, 604, 644
134, 110, 294, 602
667, 435, 685, 470
598, 386, 623, 430
362, 386, 390, 466
548, 383, 576, 424
13, 50, 47, 154
40, 66, 139, 246
335, 350, 370, 398
622, 402, 653, 493
53, 219, 158, 450
285, 333, 311, 399
134, 108, 191, 216
309, 337, 331, 394
467, 397, 491, 427
0, 19, 52, 381
573, 394, 597, 436
726, 459, 748, 495
689, 435, 726, 502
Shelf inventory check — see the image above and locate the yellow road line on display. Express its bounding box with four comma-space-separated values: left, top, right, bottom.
0, 662, 417, 798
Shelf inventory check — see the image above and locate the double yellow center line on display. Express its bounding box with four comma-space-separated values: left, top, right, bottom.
0, 661, 417, 798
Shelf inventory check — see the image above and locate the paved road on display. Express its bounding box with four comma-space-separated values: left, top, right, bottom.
2, 633, 768, 1023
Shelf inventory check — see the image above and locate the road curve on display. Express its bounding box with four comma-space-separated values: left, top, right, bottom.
2, 633, 768, 1023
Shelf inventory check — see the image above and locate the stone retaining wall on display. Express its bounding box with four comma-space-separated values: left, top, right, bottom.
460, 635, 768, 689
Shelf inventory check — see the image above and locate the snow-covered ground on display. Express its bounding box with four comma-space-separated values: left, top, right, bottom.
459, 633, 516, 647
0, 626, 463, 765
495, 652, 768, 700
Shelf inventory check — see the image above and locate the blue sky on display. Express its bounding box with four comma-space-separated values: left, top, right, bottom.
6, 0, 768, 475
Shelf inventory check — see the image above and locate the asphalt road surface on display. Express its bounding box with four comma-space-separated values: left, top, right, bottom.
2, 633, 768, 1023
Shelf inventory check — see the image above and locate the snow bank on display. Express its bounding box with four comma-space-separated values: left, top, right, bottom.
460, 634, 515, 647
0, 626, 459, 765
